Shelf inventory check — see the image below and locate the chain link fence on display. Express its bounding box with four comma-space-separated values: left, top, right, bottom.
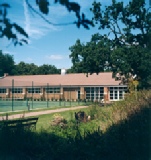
0, 79, 92, 113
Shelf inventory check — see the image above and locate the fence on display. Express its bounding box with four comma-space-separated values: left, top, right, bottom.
0, 79, 92, 113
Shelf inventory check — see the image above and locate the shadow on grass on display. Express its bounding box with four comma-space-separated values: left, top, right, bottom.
0, 107, 150, 160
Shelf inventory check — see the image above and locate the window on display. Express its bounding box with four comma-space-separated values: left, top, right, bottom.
78, 90, 80, 99
11, 88, 23, 93
27, 88, 40, 93
45, 87, 60, 93
109, 87, 127, 100
85, 87, 104, 100
0, 88, 6, 93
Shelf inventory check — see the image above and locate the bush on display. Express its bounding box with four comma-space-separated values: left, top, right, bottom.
0, 90, 150, 159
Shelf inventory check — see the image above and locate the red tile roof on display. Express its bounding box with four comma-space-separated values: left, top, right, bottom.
0, 72, 123, 87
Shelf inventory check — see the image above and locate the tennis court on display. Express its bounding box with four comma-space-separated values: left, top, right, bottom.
0, 99, 90, 113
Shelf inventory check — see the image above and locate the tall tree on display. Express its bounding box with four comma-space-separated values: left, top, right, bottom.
0, 50, 15, 76
69, 35, 112, 74
70, 0, 151, 87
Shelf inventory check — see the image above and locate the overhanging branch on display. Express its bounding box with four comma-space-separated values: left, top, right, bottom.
25, 0, 76, 26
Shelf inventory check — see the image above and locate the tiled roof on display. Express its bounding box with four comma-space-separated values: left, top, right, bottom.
0, 72, 123, 87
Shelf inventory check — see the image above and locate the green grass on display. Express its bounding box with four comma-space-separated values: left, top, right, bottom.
36, 107, 90, 131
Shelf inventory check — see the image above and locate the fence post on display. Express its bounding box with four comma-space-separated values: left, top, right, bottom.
78, 87, 80, 105
59, 84, 61, 106
70, 85, 71, 106
32, 81, 33, 109
12, 79, 14, 111
47, 83, 49, 108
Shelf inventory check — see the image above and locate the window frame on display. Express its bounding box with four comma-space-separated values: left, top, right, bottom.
11, 88, 23, 93
0, 88, 6, 94
45, 87, 60, 93
27, 88, 41, 94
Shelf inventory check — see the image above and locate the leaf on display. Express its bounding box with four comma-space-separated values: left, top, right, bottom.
69, 2, 80, 13
4, 8, 7, 17
82, 13, 85, 20
21, 39, 28, 44
36, 0, 39, 5
13, 23, 28, 38
82, 23, 89, 29
14, 41, 18, 46
76, 21, 80, 28
38, 0, 49, 14
0, 3, 10, 8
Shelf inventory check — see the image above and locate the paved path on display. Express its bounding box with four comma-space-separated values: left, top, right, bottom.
0, 106, 89, 120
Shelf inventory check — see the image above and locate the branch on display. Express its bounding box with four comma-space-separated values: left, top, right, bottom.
109, 21, 119, 38
25, 0, 76, 26
115, 19, 124, 37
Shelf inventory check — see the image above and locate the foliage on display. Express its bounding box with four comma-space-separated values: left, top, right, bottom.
0, 3, 28, 46
0, 90, 150, 159
0, 50, 15, 76
70, 0, 151, 88
92, 0, 151, 48
38, 64, 60, 74
0, 51, 60, 76
50, 113, 67, 128
0, 0, 93, 46
69, 35, 112, 74
14, 62, 60, 75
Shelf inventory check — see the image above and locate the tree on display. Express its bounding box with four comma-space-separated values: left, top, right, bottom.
0, 0, 93, 46
38, 64, 60, 74
69, 34, 112, 75
0, 50, 15, 76
14, 62, 60, 75
14, 62, 38, 75
70, 0, 151, 87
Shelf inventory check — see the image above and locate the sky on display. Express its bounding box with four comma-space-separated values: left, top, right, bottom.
1, 0, 149, 69
1, 0, 106, 69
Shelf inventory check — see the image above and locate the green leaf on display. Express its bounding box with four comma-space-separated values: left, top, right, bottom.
13, 23, 28, 38
0, 3, 10, 8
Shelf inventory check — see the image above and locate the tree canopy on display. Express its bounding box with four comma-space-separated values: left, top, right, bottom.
0, 50, 15, 77
0, 0, 93, 46
0, 51, 60, 76
14, 62, 60, 75
70, 0, 151, 88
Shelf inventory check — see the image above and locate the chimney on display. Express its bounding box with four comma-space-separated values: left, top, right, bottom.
4, 73, 9, 77
61, 69, 66, 75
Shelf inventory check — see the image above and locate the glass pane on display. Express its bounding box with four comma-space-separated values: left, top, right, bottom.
114, 92, 118, 99
0, 88, 6, 93
110, 96, 113, 99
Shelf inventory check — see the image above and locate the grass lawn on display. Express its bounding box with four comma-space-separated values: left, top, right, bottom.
36, 107, 90, 131
36, 105, 112, 134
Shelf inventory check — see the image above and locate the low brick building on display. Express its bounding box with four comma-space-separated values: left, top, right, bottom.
0, 72, 127, 102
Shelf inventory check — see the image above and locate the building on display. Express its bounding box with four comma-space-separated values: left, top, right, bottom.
0, 72, 127, 102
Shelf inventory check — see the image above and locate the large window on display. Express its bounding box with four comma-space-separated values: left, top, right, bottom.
85, 87, 104, 100
45, 87, 60, 93
109, 87, 127, 100
27, 88, 40, 93
0, 88, 6, 93
11, 88, 23, 93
